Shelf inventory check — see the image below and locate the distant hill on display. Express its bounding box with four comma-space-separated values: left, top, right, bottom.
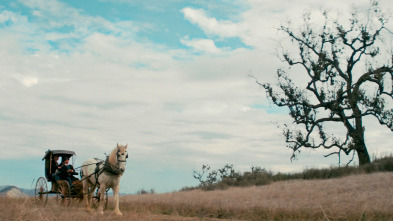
0, 186, 28, 198
1, 185, 35, 196
19, 188, 35, 196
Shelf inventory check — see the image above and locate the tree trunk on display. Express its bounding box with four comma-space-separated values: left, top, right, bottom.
353, 127, 371, 165
352, 106, 371, 166
356, 145, 371, 166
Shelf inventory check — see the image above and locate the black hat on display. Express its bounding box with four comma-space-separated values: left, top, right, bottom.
63, 157, 70, 161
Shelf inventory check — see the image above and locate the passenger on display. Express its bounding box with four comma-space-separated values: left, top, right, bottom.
59, 157, 78, 188
51, 155, 61, 181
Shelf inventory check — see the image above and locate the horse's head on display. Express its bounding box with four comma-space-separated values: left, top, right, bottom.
116, 143, 128, 172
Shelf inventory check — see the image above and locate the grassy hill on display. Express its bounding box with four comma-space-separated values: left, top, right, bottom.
122, 172, 393, 220
1, 172, 392, 220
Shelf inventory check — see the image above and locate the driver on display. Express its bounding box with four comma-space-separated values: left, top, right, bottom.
59, 157, 79, 187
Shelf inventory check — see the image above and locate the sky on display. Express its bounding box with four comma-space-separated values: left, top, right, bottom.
0, 0, 392, 194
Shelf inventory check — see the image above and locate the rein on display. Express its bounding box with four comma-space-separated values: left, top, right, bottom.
74, 159, 105, 195
77, 149, 128, 176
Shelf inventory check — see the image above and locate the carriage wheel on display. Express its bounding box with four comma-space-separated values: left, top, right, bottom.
56, 181, 71, 206
92, 188, 108, 210
69, 180, 84, 206
35, 177, 48, 205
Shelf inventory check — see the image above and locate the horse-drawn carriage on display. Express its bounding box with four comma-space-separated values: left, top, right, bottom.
35, 149, 108, 208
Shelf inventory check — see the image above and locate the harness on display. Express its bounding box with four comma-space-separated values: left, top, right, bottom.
102, 157, 124, 176
94, 158, 105, 183
89, 151, 127, 181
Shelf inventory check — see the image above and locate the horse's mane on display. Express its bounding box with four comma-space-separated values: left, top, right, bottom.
108, 146, 118, 165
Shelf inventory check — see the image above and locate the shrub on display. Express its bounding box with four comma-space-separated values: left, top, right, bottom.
137, 188, 155, 194
362, 155, 393, 173
191, 155, 393, 191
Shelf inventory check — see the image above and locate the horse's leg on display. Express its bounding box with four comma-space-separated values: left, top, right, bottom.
97, 183, 106, 215
113, 183, 122, 216
87, 185, 93, 211
82, 179, 92, 212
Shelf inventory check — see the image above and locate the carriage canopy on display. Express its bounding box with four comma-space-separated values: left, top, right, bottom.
42, 150, 76, 160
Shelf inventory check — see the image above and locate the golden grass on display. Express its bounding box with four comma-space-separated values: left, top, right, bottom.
122, 172, 393, 220
0, 197, 212, 221
1, 172, 393, 220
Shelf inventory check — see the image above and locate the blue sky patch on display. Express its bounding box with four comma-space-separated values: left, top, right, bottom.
251, 103, 288, 115
56, 0, 248, 50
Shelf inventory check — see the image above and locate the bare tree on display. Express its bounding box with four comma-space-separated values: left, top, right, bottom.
254, 1, 393, 166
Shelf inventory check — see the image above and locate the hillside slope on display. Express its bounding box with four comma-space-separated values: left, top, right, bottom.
0, 172, 392, 220
122, 172, 393, 220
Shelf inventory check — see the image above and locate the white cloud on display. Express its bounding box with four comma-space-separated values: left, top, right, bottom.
180, 37, 224, 54
181, 0, 391, 50
181, 7, 241, 38
0, 10, 20, 23
13, 75, 39, 87
32, 10, 43, 17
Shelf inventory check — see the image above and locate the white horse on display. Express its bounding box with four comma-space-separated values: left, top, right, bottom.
81, 144, 128, 215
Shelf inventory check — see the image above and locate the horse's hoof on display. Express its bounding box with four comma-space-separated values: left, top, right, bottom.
115, 212, 123, 216
98, 210, 104, 215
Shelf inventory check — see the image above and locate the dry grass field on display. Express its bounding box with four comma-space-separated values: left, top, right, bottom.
1, 172, 392, 221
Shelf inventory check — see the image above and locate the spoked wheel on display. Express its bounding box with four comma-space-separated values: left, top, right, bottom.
92, 188, 108, 210
70, 180, 84, 206
35, 177, 48, 205
56, 181, 71, 206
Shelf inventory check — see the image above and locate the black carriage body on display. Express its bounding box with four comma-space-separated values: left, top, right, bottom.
36, 149, 107, 208
35, 149, 78, 205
